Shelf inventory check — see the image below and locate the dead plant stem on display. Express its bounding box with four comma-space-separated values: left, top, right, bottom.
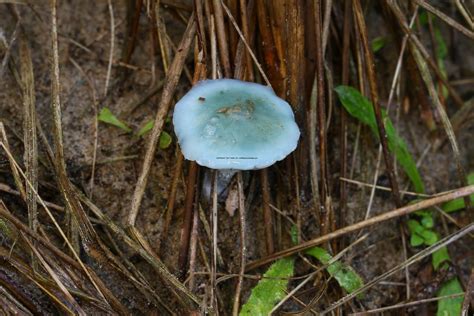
246, 185, 474, 270
353, 0, 402, 207
128, 13, 196, 227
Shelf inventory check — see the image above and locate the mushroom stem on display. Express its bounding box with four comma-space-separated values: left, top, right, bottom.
202, 169, 237, 201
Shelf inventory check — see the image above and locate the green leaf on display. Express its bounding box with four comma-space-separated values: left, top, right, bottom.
420, 229, 438, 246
335, 86, 424, 193
407, 219, 422, 233
410, 234, 424, 247
442, 172, 474, 213
137, 120, 172, 149
159, 131, 172, 149
137, 121, 172, 149
240, 257, 294, 316
306, 247, 364, 294
420, 215, 434, 228
407, 219, 440, 247
419, 11, 448, 98
434, 28, 447, 61
437, 278, 463, 316
306, 247, 332, 264
384, 116, 424, 193
432, 246, 450, 270
290, 225, 299, 245
138, 117, 172, 137
434, 28, 449, 98
408, 218, 451, 269
419, 11, 428, 25
413, 209, 434, 228
419, 11, 447, 60
442, 198, 467, 213
98, 108, 132, 132
371, 36, 387, 53
137, 120, 154, 137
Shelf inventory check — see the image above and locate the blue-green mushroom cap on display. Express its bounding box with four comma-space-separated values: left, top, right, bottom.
173, 79, 300, 170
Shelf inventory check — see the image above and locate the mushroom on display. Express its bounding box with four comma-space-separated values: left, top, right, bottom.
173, 79, 300, 171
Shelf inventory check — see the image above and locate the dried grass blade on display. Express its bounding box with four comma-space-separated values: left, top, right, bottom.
461, 268, 474, 315
128, 13, 196, 227
255, 0, 279, 86
75, 188, 203, 310
232, 0, 254, 80
0, 246, 75, 314
323, 223, 474, 313
104, 0, 114, 96
339, 0, 352, 231
353, 0, 402, 207
178, 161, 198, 274
321, 0, 332, 55
21, 232, 86, 315
0, 20, 20, 78
412, 0, 474, 39
0, 200, 125, 314
238, 0, 253, 81
383, 0, 469, 212
0, 0, 30, 3
309, 74, 321, 212
232, 172, 246, 316
0, 123, 25, 199
48, 1, 125, 310
0, 144, 127, 314
122, 0, 143, 63
285, 0, 305, 110
411, 46, 471, 210
222, 0, 270, 86
159, 151, 184, 252
246, 185, 474, 270
387, 1, 464, 108
454, 0, 474, 30
268, 3, 286, 90
19, 32, 39, 244
212, 0, 231, 76
155, 4, 172, 74
314, 0, 329, 230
